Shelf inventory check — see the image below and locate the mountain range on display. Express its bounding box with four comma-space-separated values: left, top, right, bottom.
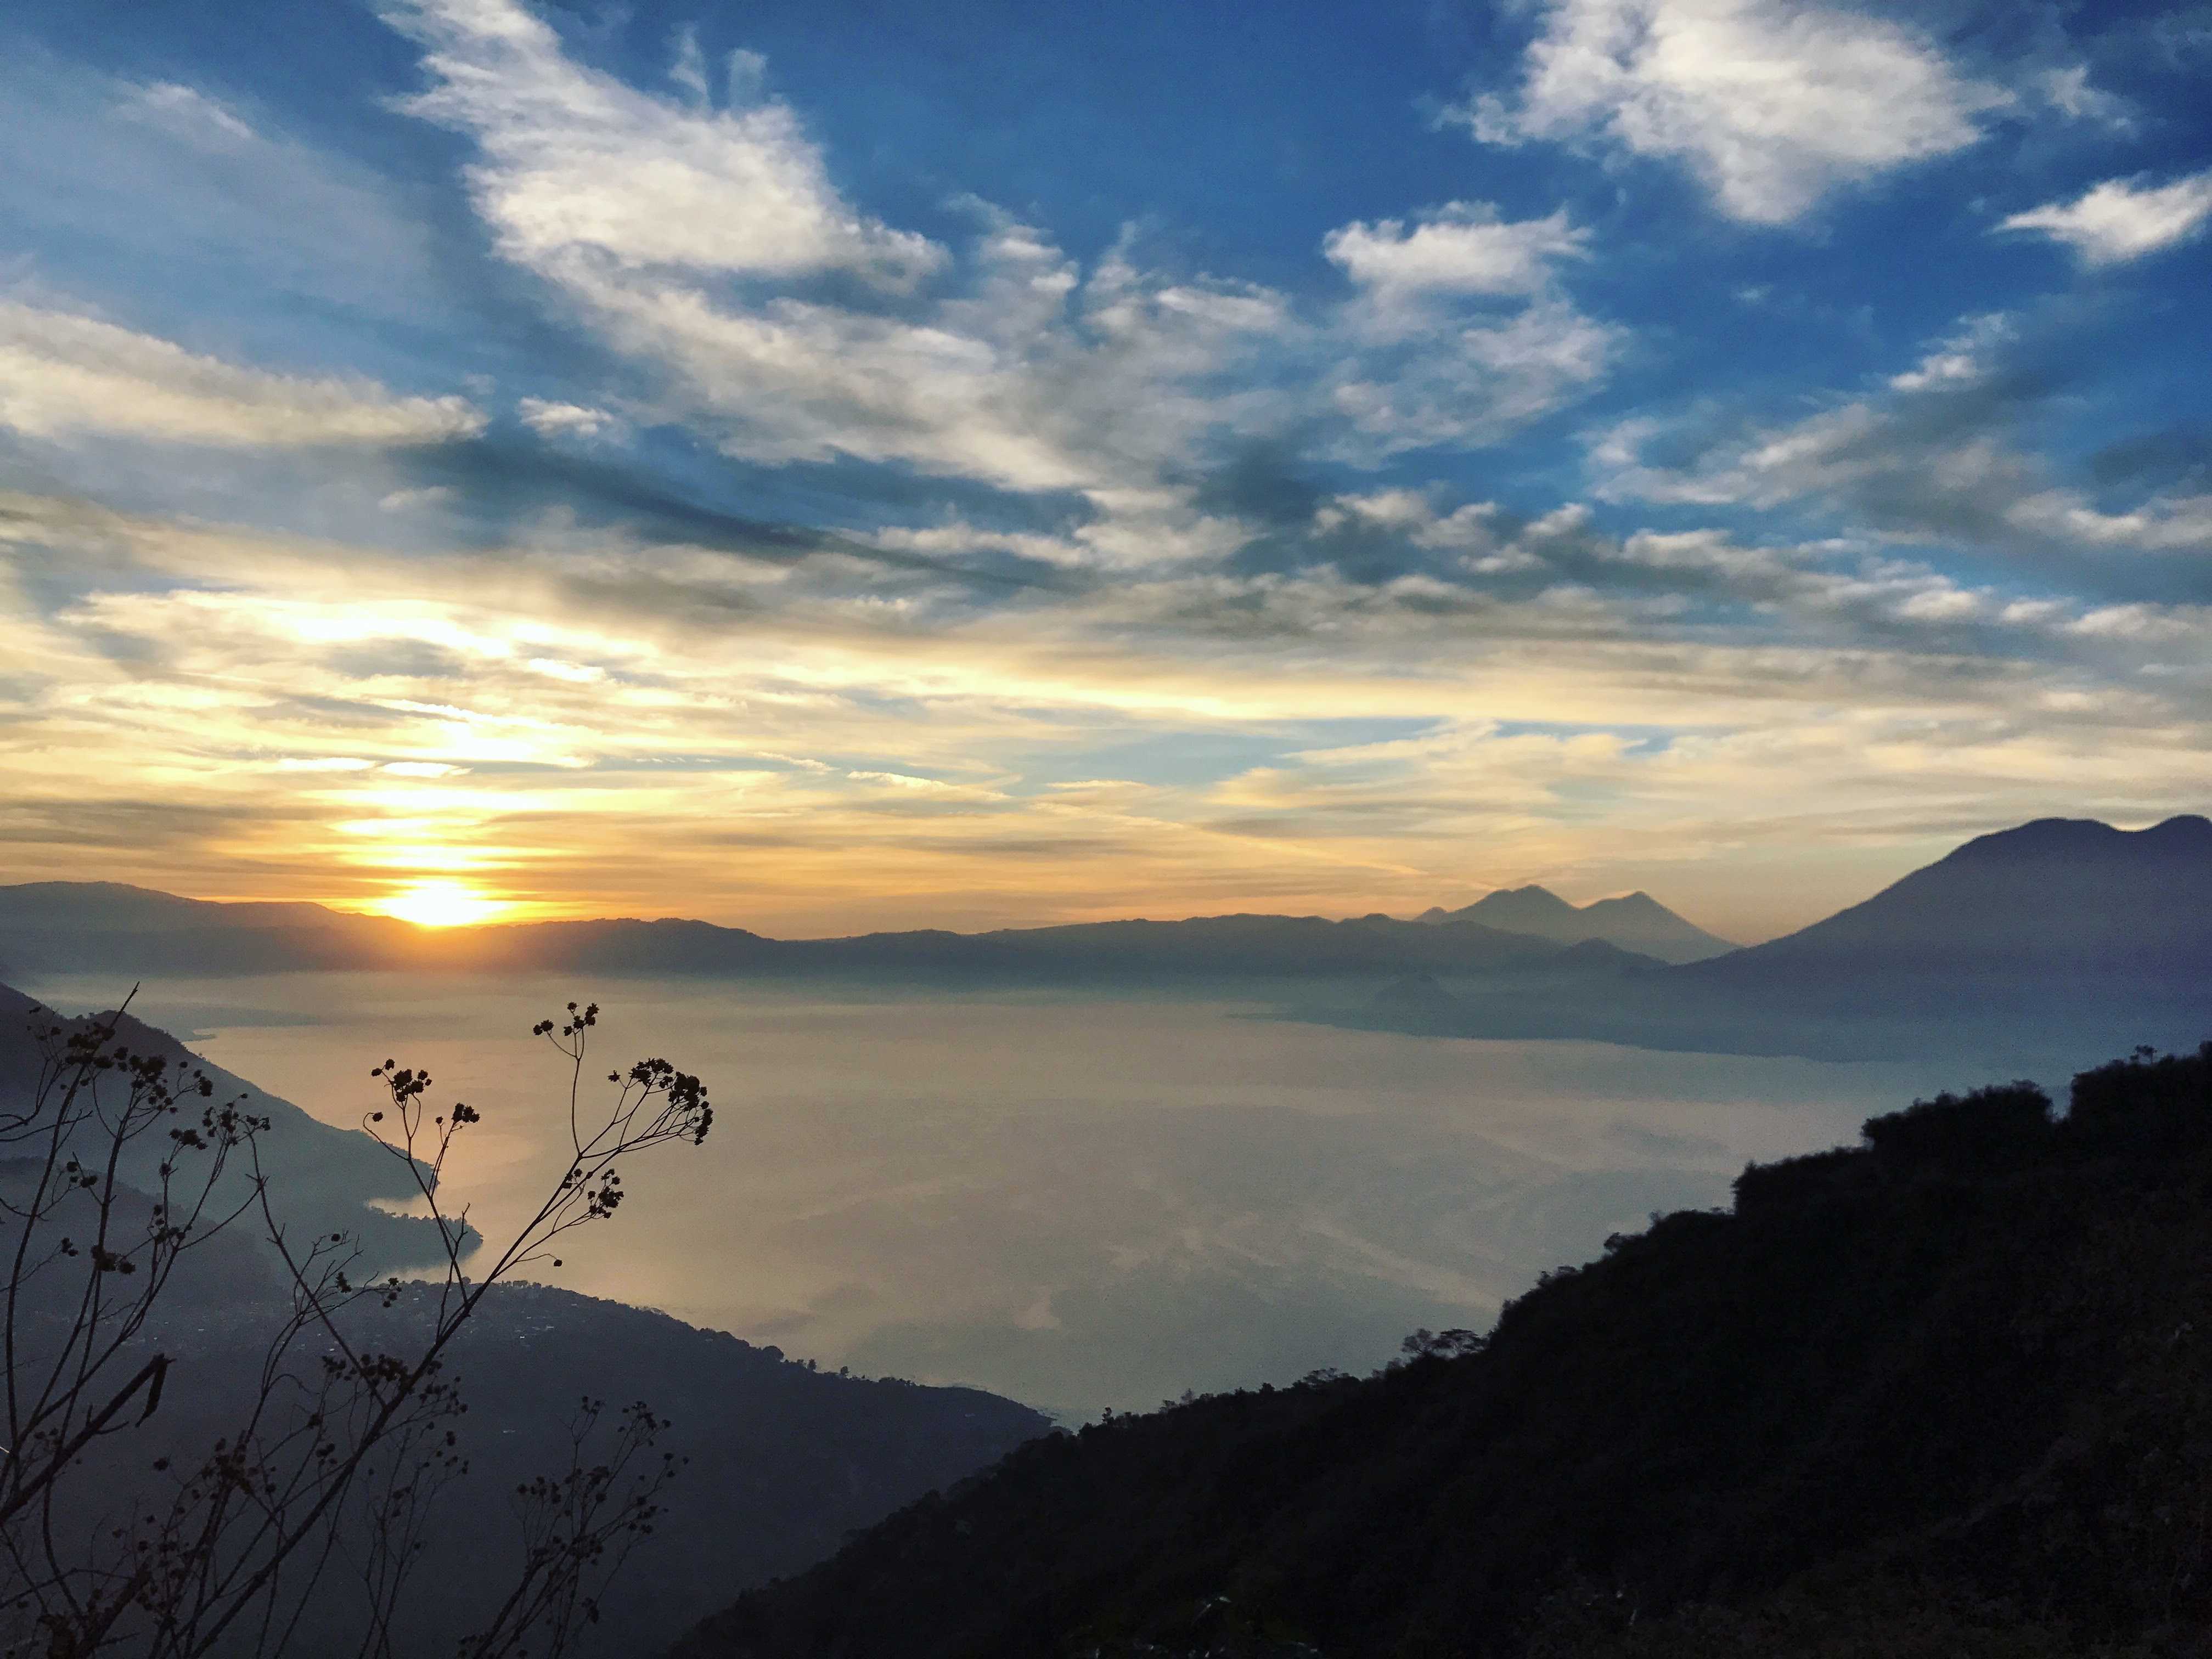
1416, 887, 1736, 963
1348, 816, 2212, 1069
0, 882, 1699, 981
3, 814, 2207, 1070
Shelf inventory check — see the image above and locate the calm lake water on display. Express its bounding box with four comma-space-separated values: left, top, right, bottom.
26, 972, 1963, 1416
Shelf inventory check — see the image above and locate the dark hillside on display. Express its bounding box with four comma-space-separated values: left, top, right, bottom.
674, 1041, 2212, 1659
0, 985, 1052, 1656
1689, 814, 2212, 982
229, 1285, 1052, 1656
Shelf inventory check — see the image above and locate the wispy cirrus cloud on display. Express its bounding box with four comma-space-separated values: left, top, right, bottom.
379, 0, 1617, 521
0, 300, 483, 448
1455, 0, 2003, 223
1999, 170, 2212, 265
1588, 314, 2212, 573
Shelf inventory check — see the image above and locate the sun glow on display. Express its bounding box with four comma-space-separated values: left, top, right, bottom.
381, 880, 509, 928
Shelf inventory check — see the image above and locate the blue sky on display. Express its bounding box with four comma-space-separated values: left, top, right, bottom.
2, 0, 2209, 937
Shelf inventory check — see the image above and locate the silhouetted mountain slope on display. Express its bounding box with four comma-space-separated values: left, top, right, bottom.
133, 1283, 1050, 1657
1330, 816, 2212, 1065
0, 881, 421, 977
1417, 888, 1735, 964
396, 1286, 1047, 1654
0, 884, 1616, 982
0, 986, 1052, 1657
0, 980, 458, 1269
673, 1042, 2212, 1659
1688, 814, 2212, 983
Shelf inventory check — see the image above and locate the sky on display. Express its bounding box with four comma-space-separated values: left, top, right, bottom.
2, 0, 2210, 941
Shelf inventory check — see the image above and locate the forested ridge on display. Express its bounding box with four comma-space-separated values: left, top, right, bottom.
674, 1042, 2212, 1659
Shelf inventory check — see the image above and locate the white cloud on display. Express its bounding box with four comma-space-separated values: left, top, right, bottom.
382, 0, 942, 286
518, 397, 618, 438
1318, 205, 1616, 443
1462, 0, 2002, 223
379, 486, 454, 511
2007, 489, 2212, 552
0, 54, 446, 324
2034, 66, 2133, 131
381, 0, 1620, 528
119, 81, 256, 146
0, 300, 484, 448
1326, 300, 1619, 461
1998, 170, 2212, 266
1324, 204, 1588, 300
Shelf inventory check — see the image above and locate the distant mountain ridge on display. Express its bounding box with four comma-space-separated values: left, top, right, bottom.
1350, 814, 2212, 1066
0, 883, 1652, 984
8, 814, 2209, 1068
1416, 885, 1735, 963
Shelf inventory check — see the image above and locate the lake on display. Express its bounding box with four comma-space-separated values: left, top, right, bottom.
24, 972, 1963, 1417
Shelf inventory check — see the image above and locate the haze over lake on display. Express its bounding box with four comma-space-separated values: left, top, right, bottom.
24, 972, 1958, 1415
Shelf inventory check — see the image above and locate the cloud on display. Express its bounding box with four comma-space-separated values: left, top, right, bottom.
1999, 170, 2212, 266
5, 481, 2211, 939
384, 0, 1275, 495
2033, 66, 2134, 132
380, 0, 1617, 522
1460, 0, 2002, 223
118, 81, 256, 146
1324, 204, 1589, 301
1588, 314, 2212, 569
0, 300, 485, 448
383, 0, 942, 287
518, 397, 618, 439
1313, 204, 1616, 456
1325, 300, 1620, 462
0, 49, 446, 324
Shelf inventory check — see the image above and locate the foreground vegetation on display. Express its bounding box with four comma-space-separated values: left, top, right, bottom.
677, 1042, 2212, 1659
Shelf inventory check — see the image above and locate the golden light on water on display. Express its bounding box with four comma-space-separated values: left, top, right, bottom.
381, 880, 509, 928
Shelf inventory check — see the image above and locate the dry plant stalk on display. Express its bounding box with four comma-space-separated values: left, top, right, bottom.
0, 995, 712, 1659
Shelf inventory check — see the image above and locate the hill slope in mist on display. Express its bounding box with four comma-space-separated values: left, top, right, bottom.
673, 1041, 2212, 1659
0, 979, 460, 1269
0, 986, 1052, 1658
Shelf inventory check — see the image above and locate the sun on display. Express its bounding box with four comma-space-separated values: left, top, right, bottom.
381, 880, 508, 928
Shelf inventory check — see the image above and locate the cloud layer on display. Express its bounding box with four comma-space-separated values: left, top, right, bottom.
0, 0, 2207, 940
0, 301, 482, 447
